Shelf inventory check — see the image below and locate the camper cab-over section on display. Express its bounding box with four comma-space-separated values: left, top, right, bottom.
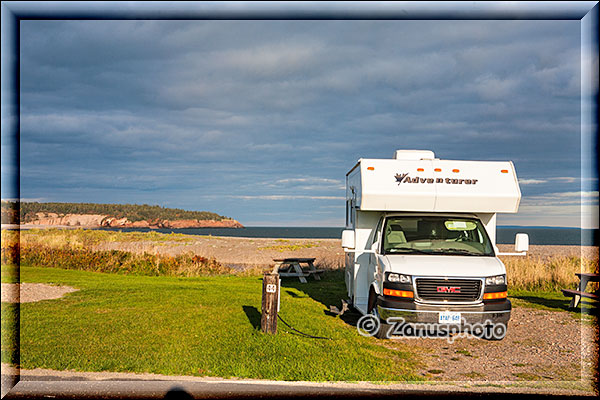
342, 150, 528, 337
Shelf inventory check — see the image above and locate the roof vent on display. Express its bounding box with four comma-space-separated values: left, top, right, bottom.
393, 150, 435, 160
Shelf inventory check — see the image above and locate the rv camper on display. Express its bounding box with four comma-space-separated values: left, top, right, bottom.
341, 150, 528, 339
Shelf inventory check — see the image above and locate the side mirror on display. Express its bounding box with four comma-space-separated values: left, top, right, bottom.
515, 233, 529, 253
341, 230, 355, 249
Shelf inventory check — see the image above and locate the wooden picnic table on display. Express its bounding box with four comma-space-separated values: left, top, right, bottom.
562, 272, 599, 308
272, 257, 324, 283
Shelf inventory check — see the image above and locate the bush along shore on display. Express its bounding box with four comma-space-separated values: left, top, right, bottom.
0, 200, 244, 228
2, 231, 232, 277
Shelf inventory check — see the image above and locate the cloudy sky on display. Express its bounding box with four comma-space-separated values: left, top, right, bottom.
7, 16, 598, 228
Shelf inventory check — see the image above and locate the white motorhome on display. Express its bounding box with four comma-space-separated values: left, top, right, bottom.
341, 150, 528, 338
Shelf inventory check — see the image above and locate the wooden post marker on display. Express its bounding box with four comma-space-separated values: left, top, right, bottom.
261, 272, 280, 334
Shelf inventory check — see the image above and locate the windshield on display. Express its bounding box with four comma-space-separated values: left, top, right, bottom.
382, 216, 494, 256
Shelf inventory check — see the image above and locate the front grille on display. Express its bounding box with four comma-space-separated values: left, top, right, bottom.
415, 278, 482, 302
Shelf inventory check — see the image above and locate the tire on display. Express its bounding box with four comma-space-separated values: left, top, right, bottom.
484, 322, 508, 341
367, 292, 391, 339
375, 318, 392, 339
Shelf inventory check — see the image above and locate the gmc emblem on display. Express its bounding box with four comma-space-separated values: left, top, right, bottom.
437, 286, 461, 293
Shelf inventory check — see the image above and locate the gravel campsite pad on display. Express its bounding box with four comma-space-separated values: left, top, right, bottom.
1, 283, 79, 303
382, 306, 598, 383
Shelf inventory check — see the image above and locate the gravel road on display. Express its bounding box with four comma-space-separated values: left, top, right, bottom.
1, 365, 596, 398
2, 360, 597, 398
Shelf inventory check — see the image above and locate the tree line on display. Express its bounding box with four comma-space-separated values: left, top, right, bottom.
1, 201, 228, 223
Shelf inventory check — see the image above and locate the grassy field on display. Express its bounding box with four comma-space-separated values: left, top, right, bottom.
16, 228, 196, 246
1, 229, 597, 381
509, 289, 597, 321
2, 263, 595, 381
502, 255, 598, 292
1, 265, 421, 381
6, 228, 599, 291
2, 230, 230, 277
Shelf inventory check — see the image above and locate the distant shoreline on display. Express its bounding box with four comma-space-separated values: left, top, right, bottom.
498, 225, 598, 230
2, 224, 598, 247
3, 223, 245, 230
4, 227, 598, 271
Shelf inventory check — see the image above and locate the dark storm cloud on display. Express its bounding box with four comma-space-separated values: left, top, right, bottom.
15, 19, 595, 227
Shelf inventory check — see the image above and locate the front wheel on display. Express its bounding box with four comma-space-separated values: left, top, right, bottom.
369, 304, 392, 339
375, 318, 392, 339
366, 290, 393, 339
483, 322, 508, 341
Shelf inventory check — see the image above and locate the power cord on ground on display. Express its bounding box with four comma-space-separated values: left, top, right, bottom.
277, 314, 333, 340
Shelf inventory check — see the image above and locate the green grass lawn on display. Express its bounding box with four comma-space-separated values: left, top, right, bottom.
509, 288, 598, 323
1, 265, 421, 381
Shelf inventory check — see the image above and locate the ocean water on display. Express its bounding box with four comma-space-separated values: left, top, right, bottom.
100, 226, 598, 246
496, 227, 597, 246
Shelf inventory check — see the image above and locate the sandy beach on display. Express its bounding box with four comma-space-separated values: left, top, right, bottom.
92, 235, 599, 270
7, 225, 598, 270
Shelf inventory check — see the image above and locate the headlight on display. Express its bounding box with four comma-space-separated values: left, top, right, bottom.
388, 273, 411, 284
485, 274, 506, 285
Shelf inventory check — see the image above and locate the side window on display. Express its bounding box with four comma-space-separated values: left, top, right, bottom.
372, 217, 384, 247
345, 200, 350, 227
346, 199, 355, 227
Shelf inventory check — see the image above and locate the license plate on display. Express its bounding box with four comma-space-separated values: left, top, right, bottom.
438, 311, 461, 324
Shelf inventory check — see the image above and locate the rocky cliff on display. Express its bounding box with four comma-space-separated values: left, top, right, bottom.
27, 213, 244, 229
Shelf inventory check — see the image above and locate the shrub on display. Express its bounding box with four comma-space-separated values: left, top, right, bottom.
502, 255, 599, 291
14, 242, 231, 277
6, 201, 229, 223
